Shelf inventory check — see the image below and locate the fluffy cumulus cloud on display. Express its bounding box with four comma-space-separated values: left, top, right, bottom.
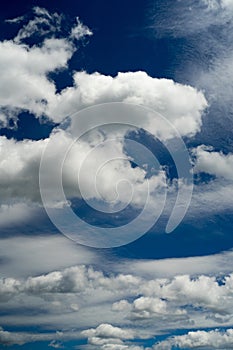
129, 296, 186, 320
2, 128, 233, 228
0, 129, 165, 210
0, 7, 207, 135
194, 145, 233, 180
0, 37, 73, 124
81, 324, 144, 350
2, 257, 233, 331
0, 6, 209, 219
1, 133, 233, 242
0, 239, 233, 347
82, 323, 134, 341
0, 7, 92, 126
48, 71, 207, 137
153, 328, 233, 349
0, 265, 142, 301
1, 254, 233, 347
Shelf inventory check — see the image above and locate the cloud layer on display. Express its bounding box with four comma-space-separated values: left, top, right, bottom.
1, 250, 233, 348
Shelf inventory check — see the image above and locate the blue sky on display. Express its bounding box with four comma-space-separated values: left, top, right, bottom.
1, 0, 233, 349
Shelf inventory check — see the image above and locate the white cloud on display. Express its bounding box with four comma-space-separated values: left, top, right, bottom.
99, 345, 143, 350
7, 7, 92, 45
5, 15, 25, 24
2, 256, 233, 332
0, 4, 232, 350
129, 296, 186, 320
49, 71, 207, 138
0, 41, 208, 222
0, 8, 93, 126
0, 7, 207, 135
13, 7, 63, 44
2, 322, 233, 349
71, 17, 93, 40
112, 300, 131, 312
0, 129, 165, 209
81, 324, 145, 350
153, 328, 233, 349
82, 323, 134, 340
2, 249, 233, 346
0, 38, 73, 124
0, 8, 209, 229
1, 129, 233, 228
194, 145, 233, 180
